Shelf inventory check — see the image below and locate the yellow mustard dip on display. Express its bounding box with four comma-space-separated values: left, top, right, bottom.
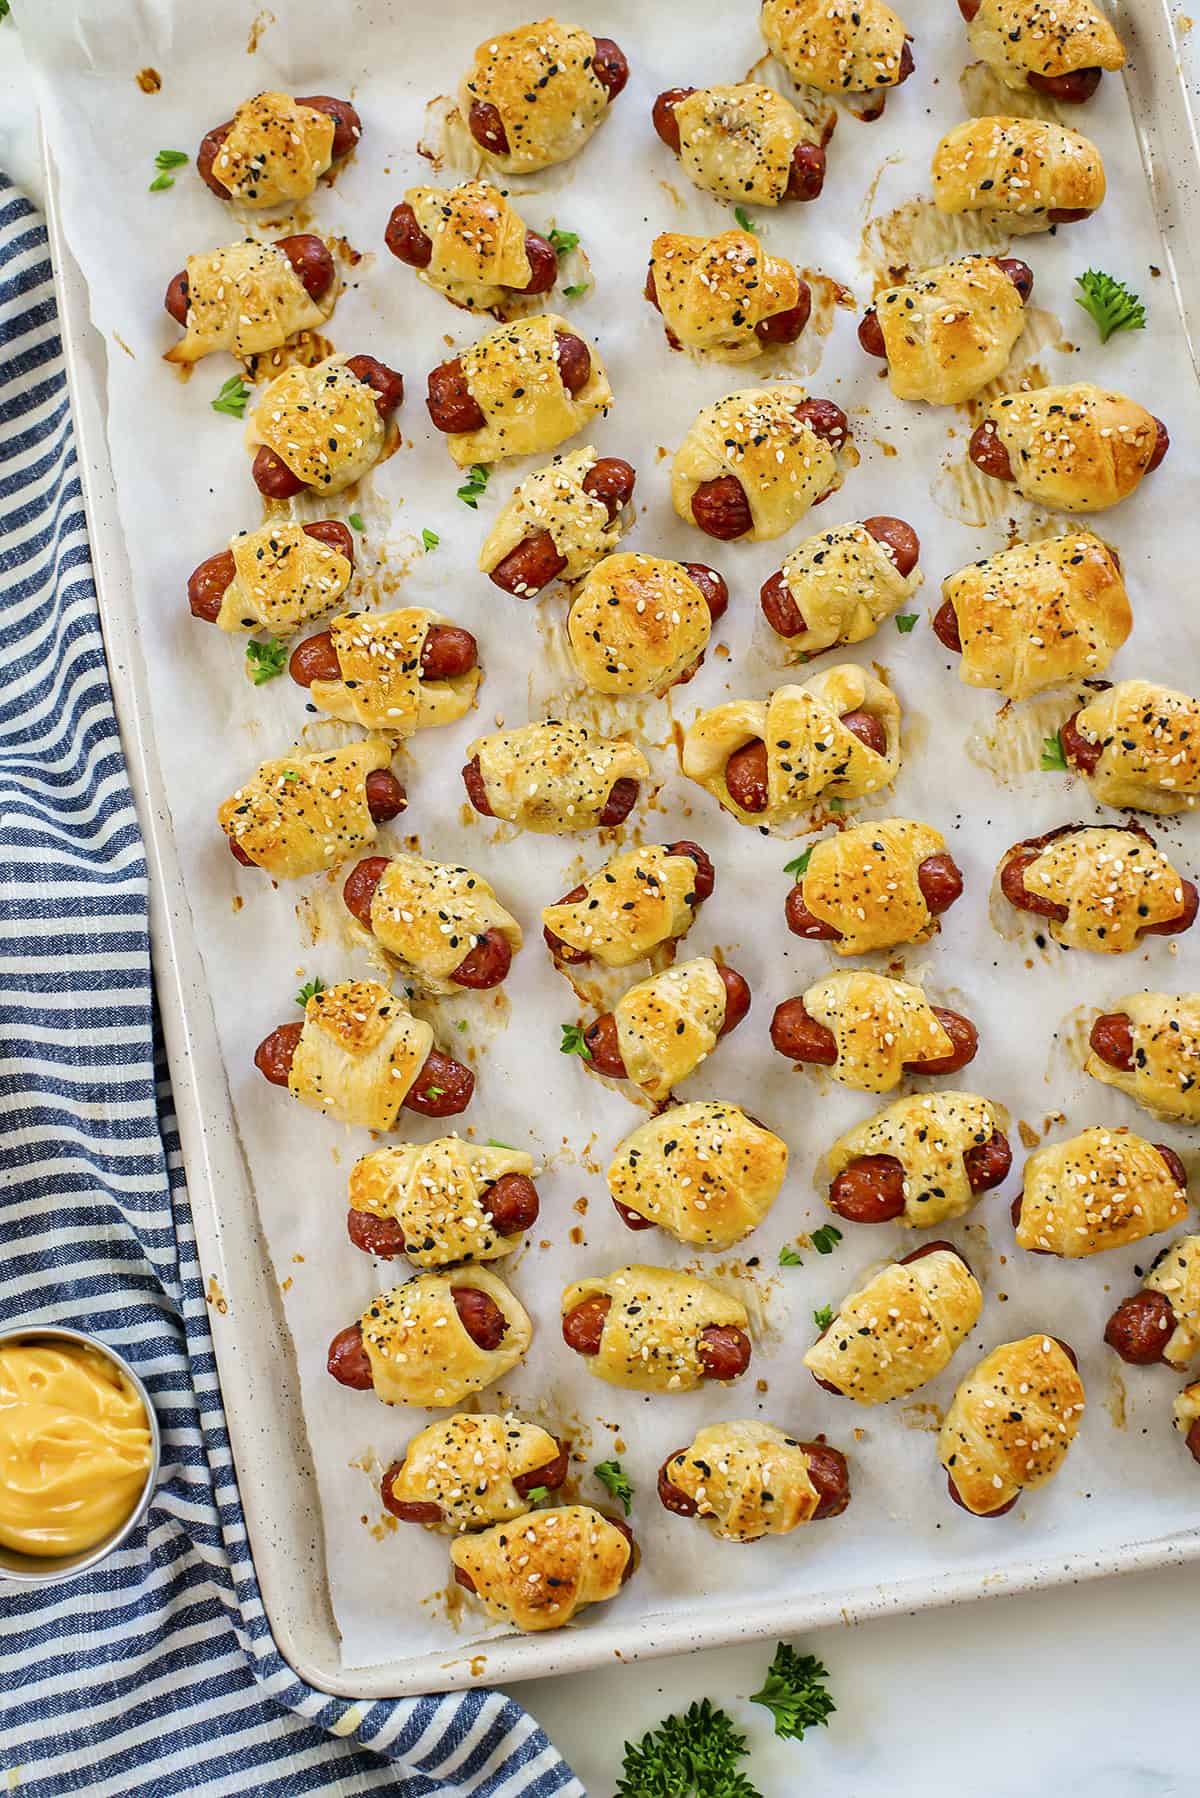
0, 1340, 153, 1557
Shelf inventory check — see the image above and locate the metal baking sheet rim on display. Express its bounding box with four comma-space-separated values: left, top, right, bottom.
38, 0, 1200, 1698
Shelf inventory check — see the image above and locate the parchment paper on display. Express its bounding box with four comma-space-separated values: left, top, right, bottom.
21, 0, 1200, 1672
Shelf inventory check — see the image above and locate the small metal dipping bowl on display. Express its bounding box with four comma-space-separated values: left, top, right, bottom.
0, 1324, 161, 1585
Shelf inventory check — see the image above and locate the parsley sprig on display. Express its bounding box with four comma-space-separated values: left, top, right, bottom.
617, 1699, 760, 1798
783, 847, 813, 879
456, 464, 489, 508
749, 1644, 836, 1741
594, 1458, 634, 1515
212, 374, 250, 419
560, 1023, 592, 1059
295, 976, 325, 1007
149, 148, 188, 192
1041, 731, 1068, 771
548, 227, 579, 256
813, 1304, 834, 1331
1075, 269, 1147, 344
245, 638, 288, 684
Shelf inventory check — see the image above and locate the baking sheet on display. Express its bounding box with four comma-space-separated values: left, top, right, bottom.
22, 0, 1200, 1680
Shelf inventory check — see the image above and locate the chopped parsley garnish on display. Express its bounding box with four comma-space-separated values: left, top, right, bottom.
895, 613, 919, 634
486, 1138, 515, 1150
560, 1023, 592, 1059
812, 1304, 834, 1330
522, 1485, 551, 1506
749, 1644, 836, 1741
1075, 269, 1147, 343
562, 281, 590, 300
347, 512, 365, 532
778, 1244, 804, 1268
783, 847, 813, 879
421, 527, 439, 551
424, 1085, 445, 1099
212, 374, 250, 419
1040, 732, 1068, 771
826, 797, 845, 814
548, 227, 580, 256
295, 976, 325, 1007
245, 637, 288, 684
733, 205, 756, 233
811, 1224, 842, 1255
594, 1458, 634, 1514
455, 1018, 468, 1032
149, 149, 188, 191
618, 1699, 760, 1798
456, 464, 490, 508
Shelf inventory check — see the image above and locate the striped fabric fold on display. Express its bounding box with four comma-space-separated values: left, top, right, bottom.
0, 173, 582, 1798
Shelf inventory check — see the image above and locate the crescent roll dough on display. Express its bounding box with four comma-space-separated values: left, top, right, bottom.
567, 554, 712, 696
561, 1265, 749, 1393
1017, 1126, 1187, 1258
672, 85, 819, 206
467, 720, 649, 833
981, 384, 1158, 512
458, 21, 612, 174
246, 357, 384, 494
966, 0, 1125, 89
938, 1335, 1085, 1514
218, 740, 391, 878
874, 256, 1025, 405
769, 523, 922, 655
672, 385, 841, 541
209, 92, 336, 208
682, 667, 901, 827
649, 230, 802, 363
306, 608, 480, 737
941, 532, 1129, 699
441, 313, 612, 468
1067, 681, 1200, 814
932, 117, 1105, 228
1003, 827, 1188, 954
804, 972, 959, 1093
288, 980, 435, 1130
450, 1506, 631, 1631
761, 0, 911, 92
386, 1413, 561, 1532
362, 855, 520, 994
542, 843, 704, 967
359, 1269, 531, 1406
214, 522, 352, 634
805, 1249, 982, 1404
661, 1422, 826, 1540
609, 958, 733, 1101
607, 1103, 788, 1248
165, 239, 337, 364
403, 180, 533, 312
349, 1137, 535, 1268
1085, 991, 1200, 1123
796, 819, 947, 955
478, 447, 626, 588
825, 1090, 1008, 1219
1144, 1237, 1200, 1369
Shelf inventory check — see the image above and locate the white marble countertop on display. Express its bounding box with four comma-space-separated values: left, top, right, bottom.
5, 12, 1197, 1791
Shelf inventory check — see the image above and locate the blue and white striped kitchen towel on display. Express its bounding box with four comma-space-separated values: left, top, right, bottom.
0, 173, 583, 1798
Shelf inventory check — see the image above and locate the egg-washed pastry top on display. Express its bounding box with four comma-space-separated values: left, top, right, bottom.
873, 255, 1026, 406
442, 312, 612, 467
932, 117, 1106, 225
1016, 1126, 1187, 1257
937, 1334, 1085, 1513
796, 818, 947, 955
825, 1090, 1007, 1221
467, 719, 649, 832
607, 1102, 788, 1248
981, 384, 1156, 512
365, 853, 521, 993
1067, 681, 1200, 814
1007, 827, 1187, 954
349, 1137, 535, 1267
214, 521, 352, 634
1085, 990, 1200, 1123
449, 1505, 631, 1631
661, 1421, 823, 1540
566, 553, 712, 696
217, 740, 391, 879
288, 980, 434, 1130
609, 957, 730, 1101
672, 84, 818, 206
649, 229, 802, 363
965, 0, 1124, 89
804, 1248, 983, 1405
802, 971, 956, 1093
671, 384, 841, 541
561, 1263, 749, 1393
458, 20, 612, 174
1144, 1236, 1200, 1370
246, 356, 384, 493
209, 92, 337, 208
541, 843, 703, 967
359, 1268, 532, 1407
761, 0, 911, 92
166, 238, 338, 364
385, 1412, 562, 1533
404, 180, 533, 311
478, 447, 626, 587
771, 522, 922, 655
941, 532, 1129, 699
306, 608, 480, 737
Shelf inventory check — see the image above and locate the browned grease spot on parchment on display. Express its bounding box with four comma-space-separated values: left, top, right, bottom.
1106, 1365, 1128, 1429
247, 10, 276, 53
136, 68, 162, 94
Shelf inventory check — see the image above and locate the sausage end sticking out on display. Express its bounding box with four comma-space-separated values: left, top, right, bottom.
1027, 65, 1103, 104
947, 1470, 1019, 1517
932, 598, 963, 654
862, 515, 920, 578
364, 768, 408, 824
327, 1322, 374, 1388
1104, 1290, 1174, 1366
488, 457, 635, 598
404, 1049, 475, 1117
1089, 1011, 1134, 1071
787, 142, 826, 202
967, 421, 1014, 484
771, 997, 978, 1077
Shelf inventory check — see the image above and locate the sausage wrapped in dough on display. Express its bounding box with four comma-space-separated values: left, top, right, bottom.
938, 1335, 1085, 1515
805, 1245, 982, 1404
1014, 1126, 1188, 1258
607, 1102, 787, 1248
450, 1506, 633, 1631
